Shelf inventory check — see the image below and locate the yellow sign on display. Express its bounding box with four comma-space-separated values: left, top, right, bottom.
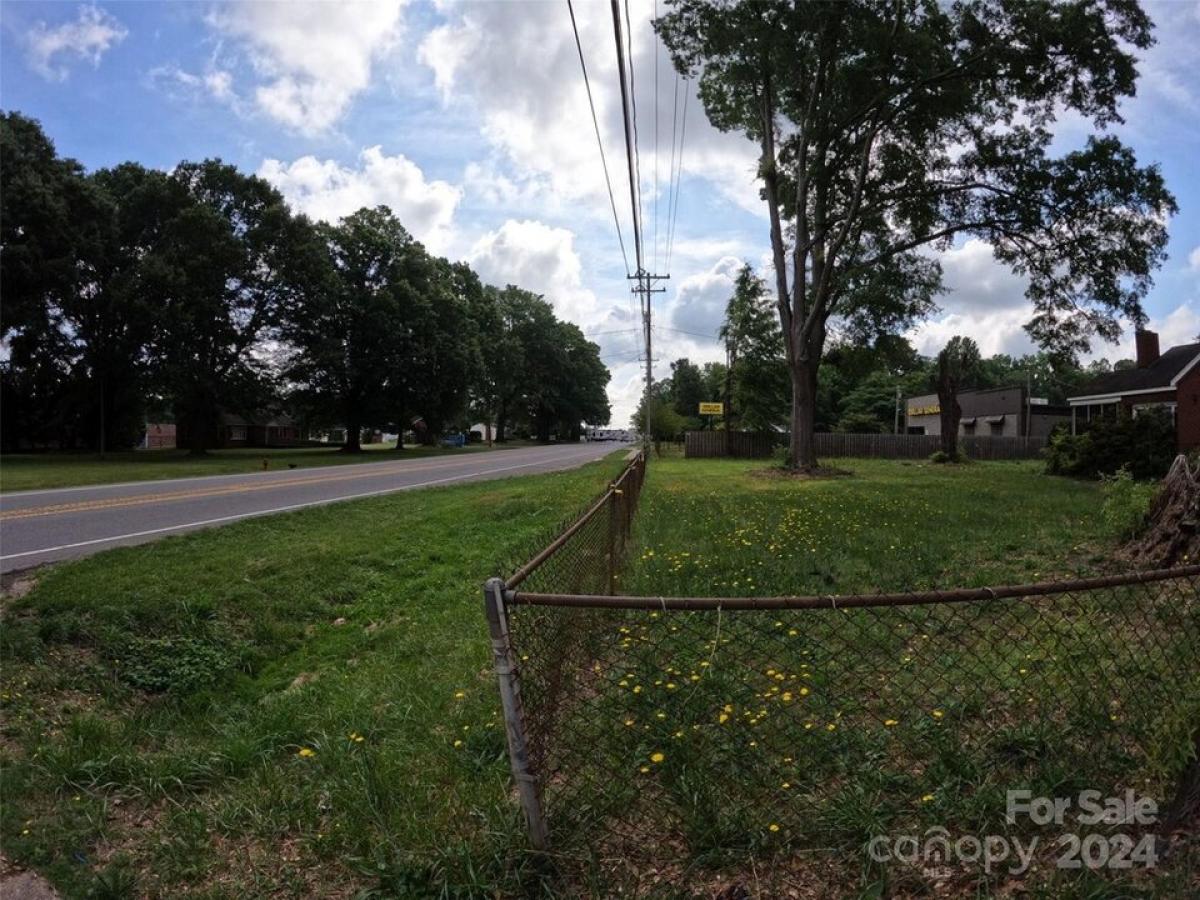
698, 402, 724, 415
908, 404, 940, 416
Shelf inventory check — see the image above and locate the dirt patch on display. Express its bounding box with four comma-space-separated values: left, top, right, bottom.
0, 864, 59, 900
1, 569, 42, 601
749, 465, 853, 482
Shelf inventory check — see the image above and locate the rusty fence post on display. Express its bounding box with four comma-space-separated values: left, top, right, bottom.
484, 577, 550, 850
606, 489, 618, 596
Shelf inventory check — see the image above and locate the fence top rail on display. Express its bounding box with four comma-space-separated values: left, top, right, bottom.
507, 564, 1200, 610
504, 449, 645, 591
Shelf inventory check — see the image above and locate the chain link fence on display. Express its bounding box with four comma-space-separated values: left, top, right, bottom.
483, 456, 1200, 892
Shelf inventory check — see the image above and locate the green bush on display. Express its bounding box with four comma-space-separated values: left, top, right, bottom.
1045, 408, 1175, 479
1099, 467, 1158, 539
929, 448, 968, 464
110, 633, 239, 694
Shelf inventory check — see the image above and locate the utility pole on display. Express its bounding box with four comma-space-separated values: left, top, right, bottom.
630, 271, 667, 450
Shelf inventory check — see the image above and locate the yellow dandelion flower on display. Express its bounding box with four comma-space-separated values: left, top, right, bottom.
454, 691, 465, 699
719, 713, 729, 724
297, 747, 316, 758
624, 718, 635, 727
921, 794, 935, 803
932, 709, 944, 719
650, 752, 665, 764
768, 823, 780, 832
453, 739, 463, 748
639, 766, 649, 773
884, 719, 898, 727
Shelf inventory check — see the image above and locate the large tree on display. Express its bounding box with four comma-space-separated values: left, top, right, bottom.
657, 0, 1175, 470
0, 115, 164, 452
147, 160, 307, 454
935, 335, 982, 459
281, 208, 402, 453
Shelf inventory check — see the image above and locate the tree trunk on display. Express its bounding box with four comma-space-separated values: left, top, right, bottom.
789, 358, 820, 470
937, 381, 960, 459
342, 418, 362, 453
395, 409, 405, 450
495, 404, 507, 443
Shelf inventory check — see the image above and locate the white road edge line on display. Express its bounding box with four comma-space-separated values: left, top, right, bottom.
1, 453, 598, 561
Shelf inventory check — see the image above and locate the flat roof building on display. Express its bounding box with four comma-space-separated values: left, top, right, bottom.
905, 385, 1070, 438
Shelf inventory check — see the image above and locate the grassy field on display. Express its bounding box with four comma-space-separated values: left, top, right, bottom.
2, 453, 1192, 897
0, 442, 525, 493
0, 452, 628, 898
621, 455, 1116, 595
513, 454, 1199, 895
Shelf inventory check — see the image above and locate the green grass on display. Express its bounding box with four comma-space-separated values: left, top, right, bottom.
621, 454, 1116, 595
0, 441, 529, 493
0, 452, 628, 898
3, 453, 1193, 897
513, 454, 1199, 894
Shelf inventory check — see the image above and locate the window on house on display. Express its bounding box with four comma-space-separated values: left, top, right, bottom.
1132, 402, 1176, 426
228, 425, 248, 441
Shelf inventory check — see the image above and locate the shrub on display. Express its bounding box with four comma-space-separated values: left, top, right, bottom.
1099, 467, 1158, 540
929, 448, 968, 464
1045, 408, 1175, 480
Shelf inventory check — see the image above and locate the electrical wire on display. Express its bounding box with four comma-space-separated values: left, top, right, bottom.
567, 0, 631, 277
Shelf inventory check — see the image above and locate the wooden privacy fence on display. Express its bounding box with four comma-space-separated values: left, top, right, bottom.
814, 432, 1047, 459
685, 430, 1047, 460
684, 430, 778, 459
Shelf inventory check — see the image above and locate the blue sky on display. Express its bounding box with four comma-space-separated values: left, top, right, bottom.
3, 1, 1198, 426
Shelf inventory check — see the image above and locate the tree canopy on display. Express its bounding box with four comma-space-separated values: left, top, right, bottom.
657, 0, 1175, 469
0, 112, 611, 453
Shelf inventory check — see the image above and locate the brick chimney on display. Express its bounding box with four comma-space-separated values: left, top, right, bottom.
1135, 329, 1160, 369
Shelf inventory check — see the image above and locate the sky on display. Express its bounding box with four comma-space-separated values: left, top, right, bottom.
2, 0, 1198, 428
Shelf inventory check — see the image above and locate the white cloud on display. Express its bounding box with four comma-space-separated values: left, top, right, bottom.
258, 146, 461, 255
206, 1, 405, 134
1188, 245, 1200, 272
149, 65, 238, 105
26, 4, 127, 82
467, 219, 606, 323
419, 0, 761, 223
909, 308, 1036, 358
668, 256, 743, 338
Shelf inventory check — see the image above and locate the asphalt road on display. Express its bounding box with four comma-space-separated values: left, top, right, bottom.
0, 442, 628, 573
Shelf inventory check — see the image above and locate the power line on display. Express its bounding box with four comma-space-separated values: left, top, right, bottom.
652, 0, 659, 273
655, 324, 720, 341
624, 0, 644, 261
665, 79, 689, 273
567, 0, 630, 277
611, 1, 643, 274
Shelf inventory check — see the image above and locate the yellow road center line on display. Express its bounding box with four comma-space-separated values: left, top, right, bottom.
0, 452, 561, 521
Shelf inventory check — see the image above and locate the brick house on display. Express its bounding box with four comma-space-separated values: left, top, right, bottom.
1066, 330, 1200, 451
177, 413, 304, 449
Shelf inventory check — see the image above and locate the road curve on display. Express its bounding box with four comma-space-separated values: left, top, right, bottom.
0, 442, 627, 573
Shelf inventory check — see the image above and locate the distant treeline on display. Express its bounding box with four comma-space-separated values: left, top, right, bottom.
635, 266, 1134, 440
0, 112, 611, 453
